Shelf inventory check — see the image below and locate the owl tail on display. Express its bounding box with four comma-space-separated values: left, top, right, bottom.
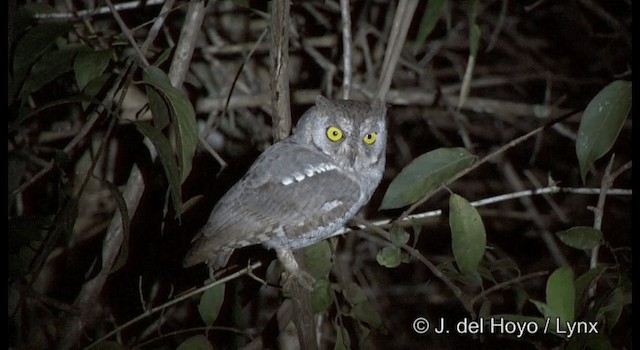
183, 248, 233, 270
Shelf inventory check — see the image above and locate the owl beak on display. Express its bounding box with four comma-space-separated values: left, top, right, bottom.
340, 144, 357, 168
349, 150, 357, 167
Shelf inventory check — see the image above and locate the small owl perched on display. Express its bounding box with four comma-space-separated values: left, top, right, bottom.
184, 96, 387, 287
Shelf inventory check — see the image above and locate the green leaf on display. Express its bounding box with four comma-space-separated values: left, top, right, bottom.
530, 299, 553, 319
310, 277, 333, 313
333, 325, 351, 350
576, 80, 631, 182
479, 299, 491, 319
556, 226, 603, 250
376, 246, 402, 268
177, 335, 213, 350
467, 0, 480, 55
10, 22, 72, 102
352, 301, 383, 330
584, 333, 613, 350
82, 73, 112, 110
574, 266, 606, 313
303, 240, 333, 279
144, 77, 171, 130
468, 23, 480, 58
410, 218, 422, 247
412, 0, 448, 54
74, 49, 113, 90
449, 193, 486, 275
19, 45, 82, 100
514, 287, 529, 313
546, 266, 575, 324
600, 285, 630, 332
134, 121, 183, 214
142, 66, 198, 184
477, 265, 495, 284
97, 179, 130, 273
152, 47, 174, 67
488, 257, 520, 277
390, 224, 410, 246
437, 260, 483, 286
380, 147, 475, 209
342, 282, 368, 306
197, 283, 226, 326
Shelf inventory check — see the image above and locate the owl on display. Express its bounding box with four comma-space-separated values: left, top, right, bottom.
183, 96, 387, 286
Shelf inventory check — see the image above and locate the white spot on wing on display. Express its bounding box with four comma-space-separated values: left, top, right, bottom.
280, 163, 339, 185
321, 199, 343, 212
293, 172, 305, 182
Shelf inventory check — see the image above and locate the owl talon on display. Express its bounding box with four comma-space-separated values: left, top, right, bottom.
276, 248, 315, 292
282, 269, 315, 292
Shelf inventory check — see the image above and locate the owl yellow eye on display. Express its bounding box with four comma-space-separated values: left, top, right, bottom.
363, 132, 377, 145
326, 126, 343, 142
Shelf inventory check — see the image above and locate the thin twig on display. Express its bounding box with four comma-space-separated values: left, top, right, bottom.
523, 170, 569, 223
588, 157, 630, 270
375, 0, 419, 101
470, 271, 548, 306
138, 276, 148, 312
104, 0, 149, 67
586, 156, 622, 298
223, 28, 269, 116
502, 161, 568, 266
34, 0, 165, 20
337, 185, 631, 235
85, 262, 263, 349
198, 135, 228, 174
203, 35, 337, 55
140, 0, 176, 55
485, 0, 508, 52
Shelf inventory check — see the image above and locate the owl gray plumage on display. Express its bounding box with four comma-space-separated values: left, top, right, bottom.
183, 96, 387, 270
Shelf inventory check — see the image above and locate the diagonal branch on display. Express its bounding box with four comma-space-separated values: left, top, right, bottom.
374, 0, 419, 101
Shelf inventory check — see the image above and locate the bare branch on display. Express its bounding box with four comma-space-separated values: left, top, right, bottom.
374, 0, 419, 101
340, 0, 353, 99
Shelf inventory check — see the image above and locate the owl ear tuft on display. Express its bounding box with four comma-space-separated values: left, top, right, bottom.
315, 95, 332, 109
370, 97, 385, 110
370, 98, 387, 116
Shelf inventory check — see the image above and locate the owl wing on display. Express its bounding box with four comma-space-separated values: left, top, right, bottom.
183, 139, 363, 269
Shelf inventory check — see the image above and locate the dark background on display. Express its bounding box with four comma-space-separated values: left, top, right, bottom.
8, 1, 631, 349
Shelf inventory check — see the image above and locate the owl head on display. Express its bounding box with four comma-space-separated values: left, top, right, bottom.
293, 96, 387, 172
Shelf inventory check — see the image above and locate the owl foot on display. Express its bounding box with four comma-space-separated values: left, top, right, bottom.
282, 268, 315, 292
276, 248, 315, 292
